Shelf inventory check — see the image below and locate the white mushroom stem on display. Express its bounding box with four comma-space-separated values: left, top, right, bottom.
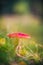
16, 39, 21, 50
16, 39, 25, 58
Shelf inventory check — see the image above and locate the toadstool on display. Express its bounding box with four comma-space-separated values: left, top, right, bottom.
7, 32, 31, 58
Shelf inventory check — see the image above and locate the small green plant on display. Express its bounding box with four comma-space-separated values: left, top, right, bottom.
0, 34, 15, 65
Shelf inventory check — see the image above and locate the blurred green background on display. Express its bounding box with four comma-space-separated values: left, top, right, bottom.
0, 0, 43, 44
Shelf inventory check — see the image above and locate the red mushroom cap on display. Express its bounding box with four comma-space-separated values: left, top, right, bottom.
7, 32, 31, 38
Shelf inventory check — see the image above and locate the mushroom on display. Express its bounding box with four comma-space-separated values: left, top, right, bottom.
7, 32, 31, 38
7, 32, 31, 58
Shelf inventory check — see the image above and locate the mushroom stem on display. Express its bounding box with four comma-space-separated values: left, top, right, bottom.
16, 39, 27, 59
16, 39, 21, 54
16, 39, 24, 58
